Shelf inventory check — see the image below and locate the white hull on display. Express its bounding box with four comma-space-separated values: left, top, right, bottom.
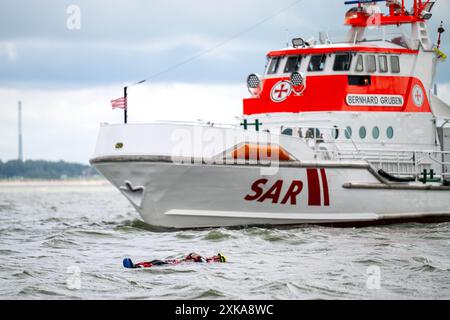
89, 1, 450, 229
93, 158, 450, 229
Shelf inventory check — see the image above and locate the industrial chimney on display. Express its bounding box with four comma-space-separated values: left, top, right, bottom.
18, 101, 23, 162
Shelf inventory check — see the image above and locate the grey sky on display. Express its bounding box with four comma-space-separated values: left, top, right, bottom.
0, 1, 450, 164
1, 0, 449, 86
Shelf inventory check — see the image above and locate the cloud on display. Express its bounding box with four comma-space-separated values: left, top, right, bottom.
0, 35, 268, 85
5, 43, 17, 61
1, 34, 254, 55
0, 83, 247, 164
0, 0, 449, 85
0, 42, 17, 61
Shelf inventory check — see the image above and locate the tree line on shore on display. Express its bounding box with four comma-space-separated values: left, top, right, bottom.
0, 160, 98, 180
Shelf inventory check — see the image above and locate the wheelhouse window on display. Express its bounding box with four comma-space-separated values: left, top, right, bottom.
284, 56, 302, 73
333, 53, 353, 71
355, 55, 364, 72
308, 55, 327, 72
390, 56, 400, 73
378, 55, 388, 73
267, 57, 282, 74
348, 75, 371, 86
366, 55, 377, 73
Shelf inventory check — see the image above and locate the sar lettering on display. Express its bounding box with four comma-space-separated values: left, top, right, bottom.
244, 179, 304, 205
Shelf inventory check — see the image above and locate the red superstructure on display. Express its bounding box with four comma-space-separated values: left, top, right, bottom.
243, 0, 440, 116
345, 0, 434, 27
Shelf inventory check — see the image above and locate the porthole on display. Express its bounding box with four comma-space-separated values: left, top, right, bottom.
345, 126, 352, 139
359, 126, 367, 139
372, 126, 380, 139
332, 126, 339, 139
387, 126, 394, 139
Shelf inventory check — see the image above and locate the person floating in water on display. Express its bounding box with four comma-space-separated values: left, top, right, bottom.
123, 252, 227, 269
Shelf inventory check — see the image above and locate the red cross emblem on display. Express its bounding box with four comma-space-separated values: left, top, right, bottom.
412, 85, 424, 107
270, 81, 292, 102
275, 84, 289, 98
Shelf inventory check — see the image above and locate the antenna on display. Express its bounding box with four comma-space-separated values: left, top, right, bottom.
285, 28, 290, 47
344, 0, 386, 5
437, 21, 445, 49
18, 101, 23, 162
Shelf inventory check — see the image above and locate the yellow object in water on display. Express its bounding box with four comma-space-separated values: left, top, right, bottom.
218, 253, 227, 263
434, 48, 447, 61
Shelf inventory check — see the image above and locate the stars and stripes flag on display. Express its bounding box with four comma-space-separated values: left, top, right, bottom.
111, 96, 127, 109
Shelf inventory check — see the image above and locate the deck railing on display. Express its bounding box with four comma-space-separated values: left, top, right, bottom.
288, 124, 450, 183
152, 120, 450, 183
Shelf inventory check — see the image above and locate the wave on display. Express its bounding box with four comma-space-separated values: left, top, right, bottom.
191, 289, 226, 300
202, 230, 233, 241
115, 219, 176, 233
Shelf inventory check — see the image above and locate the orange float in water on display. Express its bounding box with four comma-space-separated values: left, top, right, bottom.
231, 144, 292, 161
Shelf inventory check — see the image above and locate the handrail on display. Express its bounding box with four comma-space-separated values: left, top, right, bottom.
153, 120, 450, 182
154, 120, 235, 129
314, 141, 450, 183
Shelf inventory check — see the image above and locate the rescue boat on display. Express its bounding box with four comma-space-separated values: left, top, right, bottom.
91, 0, 450, 229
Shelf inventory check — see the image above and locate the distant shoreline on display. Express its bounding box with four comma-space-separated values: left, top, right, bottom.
0, 178, 109, 187
0, 159, 98, 181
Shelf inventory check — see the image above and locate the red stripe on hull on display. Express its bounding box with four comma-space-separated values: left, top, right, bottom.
243, 75, 430, 115
307, 169, 321, 206
320, 169, 330, 207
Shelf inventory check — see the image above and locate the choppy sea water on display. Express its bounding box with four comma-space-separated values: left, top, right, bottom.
0, 181, 449, 300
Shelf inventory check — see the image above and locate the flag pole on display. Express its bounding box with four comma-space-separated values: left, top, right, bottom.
124, 86, 128, 124
122, 79, 145, 124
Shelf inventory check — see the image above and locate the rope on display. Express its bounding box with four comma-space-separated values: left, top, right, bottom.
129, 0, 304, 87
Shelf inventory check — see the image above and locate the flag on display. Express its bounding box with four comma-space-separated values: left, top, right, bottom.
111, 97, 127, 109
